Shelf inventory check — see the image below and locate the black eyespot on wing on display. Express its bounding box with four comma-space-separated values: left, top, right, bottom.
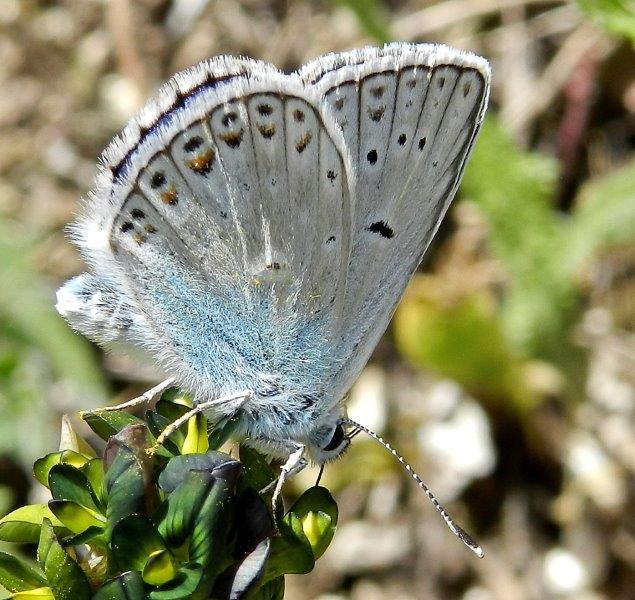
293, 109, 305, 122
398, 133, 406, 145
367, 149, 378, 164
183, 136, 204, 152
222, 112, 238, 126
418, 137, 427, 150
120, 221, 133, 233
131, 208, 145, 220
323, 424, 345, 452
326, 235, 336, 244
366, 220, 394, 239
370, 86, 384, 98
151, 171, 166, 188
257, 104, 273, 116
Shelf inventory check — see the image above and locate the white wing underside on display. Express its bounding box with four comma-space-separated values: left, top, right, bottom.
61, 43, 489, 406
300, 44, 490, 399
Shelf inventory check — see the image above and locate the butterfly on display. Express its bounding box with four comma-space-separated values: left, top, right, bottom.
56, 43, 490, 555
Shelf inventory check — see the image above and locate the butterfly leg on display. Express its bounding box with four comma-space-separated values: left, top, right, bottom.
270, 445, 307, 513
148, 390, 252, 454
79, 377, 176, 418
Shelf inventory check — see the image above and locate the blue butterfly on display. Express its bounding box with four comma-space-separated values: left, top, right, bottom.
57, 43, 489, 555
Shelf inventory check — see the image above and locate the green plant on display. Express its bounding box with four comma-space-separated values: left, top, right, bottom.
0, 390, 337, 599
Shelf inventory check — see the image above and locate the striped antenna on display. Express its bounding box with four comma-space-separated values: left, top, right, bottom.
342, 418, 484, 558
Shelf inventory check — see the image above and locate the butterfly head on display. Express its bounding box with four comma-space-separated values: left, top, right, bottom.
305, 413, 351, 464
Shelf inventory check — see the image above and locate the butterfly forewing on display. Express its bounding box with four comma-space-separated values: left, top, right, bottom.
300, 44, 490, 398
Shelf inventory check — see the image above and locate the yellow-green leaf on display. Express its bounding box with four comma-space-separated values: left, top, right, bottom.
11, 587, 55, 599
0, 505, 66, 543
181, 413, 209, 455
48, 500, 106, 534
142, 550, 178, 586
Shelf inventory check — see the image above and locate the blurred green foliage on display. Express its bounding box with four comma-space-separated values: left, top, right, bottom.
332, 0, 390, 43
0, 221, 107, 464
575, 0, 635, 43
395, 117, 635, 409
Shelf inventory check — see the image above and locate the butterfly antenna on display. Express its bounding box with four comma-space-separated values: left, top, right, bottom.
342, 418, 484, 558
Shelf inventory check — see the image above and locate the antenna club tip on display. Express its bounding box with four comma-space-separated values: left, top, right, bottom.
455, 525, 484, 558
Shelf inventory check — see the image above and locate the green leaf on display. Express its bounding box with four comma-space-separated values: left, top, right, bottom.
104, 443, 148, 540
250, 576, 285, 600
60, 525, 105, 547
48, 500, 106, 534
263, 493, 327, 582
9, 587, 55, 599
265, 515, 314, 580
285, 486, 338, 559
207, 415, 241, 451
0, 505, 66, 543
157, 471, 215, 548
575, 0, 635, 43
92, 571, 146, 600
48, 464, 100, 512
155, 394, 191, 422
146, 411, 182, 456
81, 458, 105, 506
157, 452, 241, 493
188, 478, 234, 568
148, 564, 203, 600
37, 519, 90, 600
0, 552, 46, 593
238, 445, 276, 493
111, 515, 167, 573
142, 550, 178, 586
33, 451, 90, 489
82, 411, 144, 442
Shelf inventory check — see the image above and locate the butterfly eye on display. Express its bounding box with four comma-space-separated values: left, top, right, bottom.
322, 423, 345, 452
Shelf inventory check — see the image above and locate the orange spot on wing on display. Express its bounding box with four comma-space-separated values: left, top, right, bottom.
161, 184, 178, 205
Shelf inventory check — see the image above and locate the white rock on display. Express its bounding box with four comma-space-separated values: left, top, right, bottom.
543, 547, 590, 595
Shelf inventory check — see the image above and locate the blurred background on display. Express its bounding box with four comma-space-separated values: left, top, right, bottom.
0, 1, 633, 598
